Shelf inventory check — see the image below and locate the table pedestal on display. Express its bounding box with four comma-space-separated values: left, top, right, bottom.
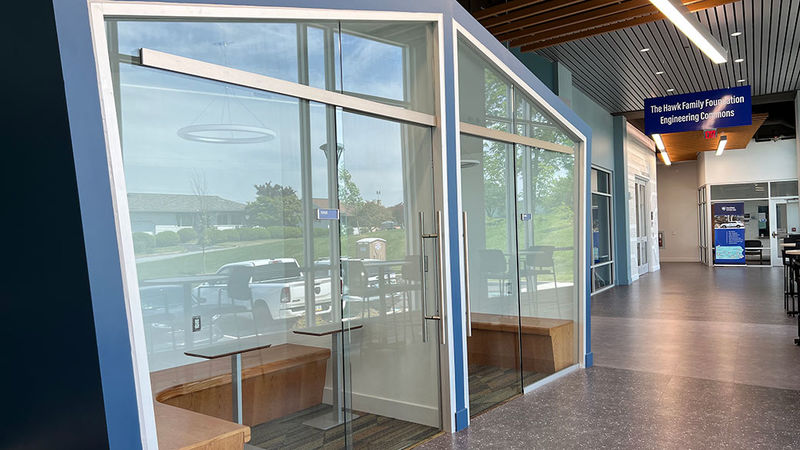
302, 332, 359, 430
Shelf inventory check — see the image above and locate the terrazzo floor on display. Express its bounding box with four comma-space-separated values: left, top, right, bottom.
420, 262, 800, 449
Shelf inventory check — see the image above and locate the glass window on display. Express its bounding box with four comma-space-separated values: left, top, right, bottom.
457, 39, 513, 132
770, 181, 799, 197
340, 21, 435, 114
591, 168, 611, 194
592, 193, 612, 264
710, 183, 768, 200
111, 19, 435, 113
592, 263, 613, 291
514, 92, 575, 147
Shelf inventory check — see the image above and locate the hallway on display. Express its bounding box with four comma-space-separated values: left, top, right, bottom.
421, 263, 800, 448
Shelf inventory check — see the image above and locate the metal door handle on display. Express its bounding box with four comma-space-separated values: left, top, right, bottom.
418, 211, 428, 343
418, 211, 446, 345
462, 211, 472, 337
435, 211, 446, 346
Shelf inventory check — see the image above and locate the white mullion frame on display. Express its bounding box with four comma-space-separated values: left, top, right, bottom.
590, 166, 614, 294
88, 2, 451, 445
459, 121, 575, 155
451, 19, 589, 404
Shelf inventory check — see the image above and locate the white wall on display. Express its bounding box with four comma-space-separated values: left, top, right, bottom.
700, 138, 798, 185
657, 161, 700, 262
626, 124, 660, 281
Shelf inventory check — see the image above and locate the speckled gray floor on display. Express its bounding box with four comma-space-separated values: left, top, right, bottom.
420, 263, 800, 449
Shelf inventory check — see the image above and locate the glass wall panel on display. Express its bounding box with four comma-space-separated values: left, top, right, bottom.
770, 181, 799, 197
514, 92, 575, 147
711, 182, 768, 200
337, 109, 440, 437
516, 145, 577, 386
112, 20, 340, 90
340, 21, 435, 114
460, 134, 522, 416
109, 17, 441, 449
457, 40, 513, 132
591, 168, 611, 194
592, 263, 613, 291
592, 193, 612, 265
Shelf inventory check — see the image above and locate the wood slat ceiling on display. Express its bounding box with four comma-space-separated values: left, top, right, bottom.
467, 0, 800, 114
661, 112, 768, 161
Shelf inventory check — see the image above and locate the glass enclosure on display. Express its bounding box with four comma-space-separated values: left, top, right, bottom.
591, 168, 613, 292
107, 17, 442, 449
458, 35, 579, 417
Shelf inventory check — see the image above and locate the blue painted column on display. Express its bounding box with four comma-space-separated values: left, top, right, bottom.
613, 116, 633, 285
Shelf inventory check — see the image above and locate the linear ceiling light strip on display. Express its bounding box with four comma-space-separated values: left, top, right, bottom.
648, 0, 728, 63
138, 48, 437, 128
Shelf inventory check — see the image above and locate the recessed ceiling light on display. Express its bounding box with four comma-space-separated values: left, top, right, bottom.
737, 79, 746, 83
640, 47, 651, 52
667, 88, 675, 92
734, 58, 744, 63
731, 31, 742, 37
656, 71, 665, 75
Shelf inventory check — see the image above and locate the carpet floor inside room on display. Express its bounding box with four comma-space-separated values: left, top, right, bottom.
249, 404, 439, 450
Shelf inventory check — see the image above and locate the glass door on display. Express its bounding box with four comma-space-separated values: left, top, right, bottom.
460, 134, 522, 416
337, 109, 443, 445
770, 198, 800, 266
635, 179, 649, 275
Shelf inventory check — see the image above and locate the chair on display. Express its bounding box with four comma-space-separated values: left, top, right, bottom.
521, 246, 560, 316
744, 240, 764, 265
478, 249, 509, 297
209, 265, 252, 341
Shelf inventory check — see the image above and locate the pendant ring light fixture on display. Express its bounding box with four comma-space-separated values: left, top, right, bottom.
176, 40, 277, 145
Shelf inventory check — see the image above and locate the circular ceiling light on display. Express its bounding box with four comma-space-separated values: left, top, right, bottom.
640, 47, 651, 52
177, 124, 276, 144
734, 58, 744, 63
460, 159, 480, 169
737, 79, 746, 83
656, 71, 665, 75
667, 88, 675, 92
731, 31, 742, 37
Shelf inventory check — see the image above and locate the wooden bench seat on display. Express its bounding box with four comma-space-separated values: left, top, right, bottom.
468, 313, 574, 374
152, 343, 331, 428
154, 402, 250, 450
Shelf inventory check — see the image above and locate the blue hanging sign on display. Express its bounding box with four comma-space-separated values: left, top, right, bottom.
316, 208, 339, 220
644, 86, 752, 135
713, 202, 745, 265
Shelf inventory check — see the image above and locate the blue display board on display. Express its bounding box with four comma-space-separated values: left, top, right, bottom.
644, 86, 752, 135
713, 202, 745, 264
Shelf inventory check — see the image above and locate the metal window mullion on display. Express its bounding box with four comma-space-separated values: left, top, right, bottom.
138, 48, 436, 128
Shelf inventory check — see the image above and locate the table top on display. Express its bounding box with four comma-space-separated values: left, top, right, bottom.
140, 274, 229, 285
785, 249, 800, 255
293, 321, 364, 337
781, 243, 797, 248
184, 336, 272, 359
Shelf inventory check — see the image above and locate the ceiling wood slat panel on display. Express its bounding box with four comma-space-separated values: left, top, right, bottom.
505, 1, 800, 115
661, 113, 768, 161
481, 0, 588, 28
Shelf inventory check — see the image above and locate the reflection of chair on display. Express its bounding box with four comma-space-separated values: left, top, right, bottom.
479, 249, 509, 297
744, 240, 764, 265
521, 246, 560, 315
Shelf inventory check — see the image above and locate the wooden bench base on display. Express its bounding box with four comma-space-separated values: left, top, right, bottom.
468, 313, 574, 374
152, 343, 330, 427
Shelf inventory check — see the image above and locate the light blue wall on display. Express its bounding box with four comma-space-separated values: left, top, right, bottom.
573, 88, 615, 171
510, 47, 556, 92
